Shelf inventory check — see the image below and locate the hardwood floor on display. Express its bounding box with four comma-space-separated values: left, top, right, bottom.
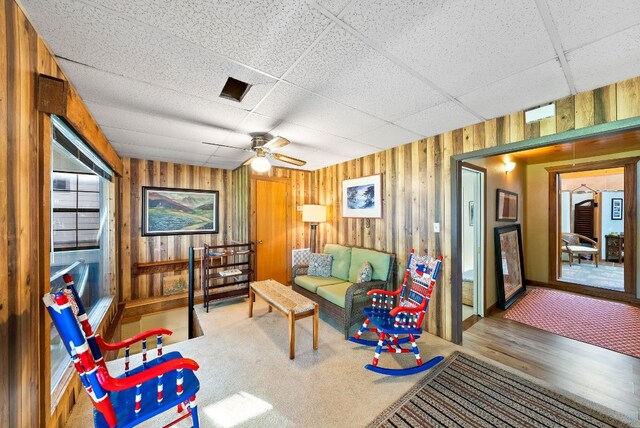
463, 315, 640, 421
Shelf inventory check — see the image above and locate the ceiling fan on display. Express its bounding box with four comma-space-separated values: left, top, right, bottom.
202, 135, 306, 171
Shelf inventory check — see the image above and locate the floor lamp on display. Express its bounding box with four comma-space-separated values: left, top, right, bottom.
302, 204, 327, 254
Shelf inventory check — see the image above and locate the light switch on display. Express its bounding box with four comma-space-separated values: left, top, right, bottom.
434, 223, 440, 233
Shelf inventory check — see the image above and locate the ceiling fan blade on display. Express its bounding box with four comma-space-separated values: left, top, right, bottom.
202, 141, 253, 152
242, 155, 257, 166
273, 153, 306, 166
263, 136, 290, 151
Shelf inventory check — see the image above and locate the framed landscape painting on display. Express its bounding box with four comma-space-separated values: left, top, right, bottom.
342, 174, 382, 218
142, 186, 219, 236
494, 224, 526, 309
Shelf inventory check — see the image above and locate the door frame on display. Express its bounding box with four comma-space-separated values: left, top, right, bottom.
250, 175, 292, 281
461, 163, 487, 318
547, 156, 639, 297
450, 116, 640, 344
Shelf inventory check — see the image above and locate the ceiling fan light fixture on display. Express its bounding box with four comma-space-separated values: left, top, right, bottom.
251, 156, 271, 172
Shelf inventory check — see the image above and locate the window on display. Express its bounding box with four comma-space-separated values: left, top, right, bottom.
49, 117, 113, 392
52, 172, 101, 250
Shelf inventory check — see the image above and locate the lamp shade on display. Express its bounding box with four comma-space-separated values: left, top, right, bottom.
302, 205, 327, 223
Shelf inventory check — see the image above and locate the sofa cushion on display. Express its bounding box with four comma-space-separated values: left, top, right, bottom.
316, 282, 353, 308
323, 244, 352, 281
355, 261, 373, 283
307, 253, 333, 277
348, 248, 390, 283
294, 275, 344, 293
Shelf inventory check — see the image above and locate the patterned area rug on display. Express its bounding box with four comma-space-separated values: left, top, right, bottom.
504, 288, 640, 358
368, 351, 634, 427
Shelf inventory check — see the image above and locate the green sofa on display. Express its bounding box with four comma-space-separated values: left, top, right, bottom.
292, 244, 395, 339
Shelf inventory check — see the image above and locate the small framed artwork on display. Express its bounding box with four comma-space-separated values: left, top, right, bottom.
142, 186, 219, 236
342, 174, 382, 218
495, 224, 526, 310
496, 189, 518, 222
469, 201, 475, 226
611, 198, 623, 220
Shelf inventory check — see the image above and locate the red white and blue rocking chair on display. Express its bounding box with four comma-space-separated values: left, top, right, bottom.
45, 279, 201, 427
349, 249, 444, 376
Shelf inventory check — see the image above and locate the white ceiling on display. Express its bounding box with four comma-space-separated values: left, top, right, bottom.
19, 0, 640, 171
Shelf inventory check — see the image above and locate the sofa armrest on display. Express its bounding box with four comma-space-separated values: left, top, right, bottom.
291, 264, 309, 282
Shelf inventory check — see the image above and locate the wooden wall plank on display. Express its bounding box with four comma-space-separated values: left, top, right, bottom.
575, 90, 595, 128
616, 76, 640, 120
556, 96, 575, 132
0, 0, 9, 425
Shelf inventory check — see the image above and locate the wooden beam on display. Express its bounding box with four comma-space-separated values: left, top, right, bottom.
36, 73, 123, 176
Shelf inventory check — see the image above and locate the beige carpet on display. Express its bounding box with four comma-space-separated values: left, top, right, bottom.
65, 298, 456, 427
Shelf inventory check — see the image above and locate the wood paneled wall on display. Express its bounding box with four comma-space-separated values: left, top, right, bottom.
309, 76, 640, 341
120, 158, 237, 301
1, 1, 121, 426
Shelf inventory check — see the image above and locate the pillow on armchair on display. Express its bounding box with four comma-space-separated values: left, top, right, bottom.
308, 253, 333, 277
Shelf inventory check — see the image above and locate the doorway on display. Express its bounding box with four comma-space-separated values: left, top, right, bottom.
253, 177, 290, 284
461, 165, 485, 323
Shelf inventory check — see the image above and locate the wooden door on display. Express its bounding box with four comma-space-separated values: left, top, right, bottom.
255, 179, 288, 283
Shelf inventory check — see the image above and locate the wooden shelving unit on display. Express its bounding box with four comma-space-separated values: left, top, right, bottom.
202, 242, 255, 311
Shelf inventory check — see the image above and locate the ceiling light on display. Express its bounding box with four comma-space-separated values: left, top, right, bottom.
251, 156, 271, 172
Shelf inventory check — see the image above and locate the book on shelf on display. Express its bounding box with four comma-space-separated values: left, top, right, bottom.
219, 269, 243, 277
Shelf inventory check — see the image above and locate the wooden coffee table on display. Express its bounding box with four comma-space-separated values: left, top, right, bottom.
249, 279, 318, 359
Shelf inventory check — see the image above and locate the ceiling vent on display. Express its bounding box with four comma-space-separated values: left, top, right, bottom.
219, 77, 251, 102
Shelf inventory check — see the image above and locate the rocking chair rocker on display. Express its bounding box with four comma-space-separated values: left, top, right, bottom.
349, 249, 444, 376
45, 284, 201, 427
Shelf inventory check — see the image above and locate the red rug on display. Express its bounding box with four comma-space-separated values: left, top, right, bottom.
503, 288, 640, 359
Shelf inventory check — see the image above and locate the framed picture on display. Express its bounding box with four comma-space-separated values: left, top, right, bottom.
469, 201, 475, 226
611, 198, 623, 220
342, 174, 382, 218
494, 224, 526, 310
496, 189, 518, 221
142, 186, 219, 236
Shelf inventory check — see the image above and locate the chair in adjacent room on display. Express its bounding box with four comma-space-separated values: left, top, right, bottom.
561, 233, 600, 267
44, 290, 200, 428
349, 249, 444, 376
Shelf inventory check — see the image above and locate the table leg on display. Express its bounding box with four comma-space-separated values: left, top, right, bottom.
289, 311, 295, 360
313, 305, 318, 350
249, 287, 254, 318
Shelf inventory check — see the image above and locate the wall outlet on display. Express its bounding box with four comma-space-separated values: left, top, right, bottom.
296, 205, 302, 211
433, 222, 440, 233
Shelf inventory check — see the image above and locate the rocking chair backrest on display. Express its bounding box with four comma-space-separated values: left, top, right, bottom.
401, 252, 442, 310
43, 291, 119, 426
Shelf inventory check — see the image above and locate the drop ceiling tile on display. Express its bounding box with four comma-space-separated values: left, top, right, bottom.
59, 60, 249, 131
23, 0, 276, 109
285, 26, 446, 121
394, 101, 479, 138
567, 24, 640, 93
315, 0, 353, 16
255, 82, 386, 138
235, 113, 280, 135
458, 60, 570, 121
86, 102, 234, 146
340, 0, 556, 96
90, 0, 332, 77
203, 159, 245, 170
103, 127, 216, 155
112, 143, 211, 165
352, 123, 423, 149
268, 122, 379, 159
546, 0, 640, 51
